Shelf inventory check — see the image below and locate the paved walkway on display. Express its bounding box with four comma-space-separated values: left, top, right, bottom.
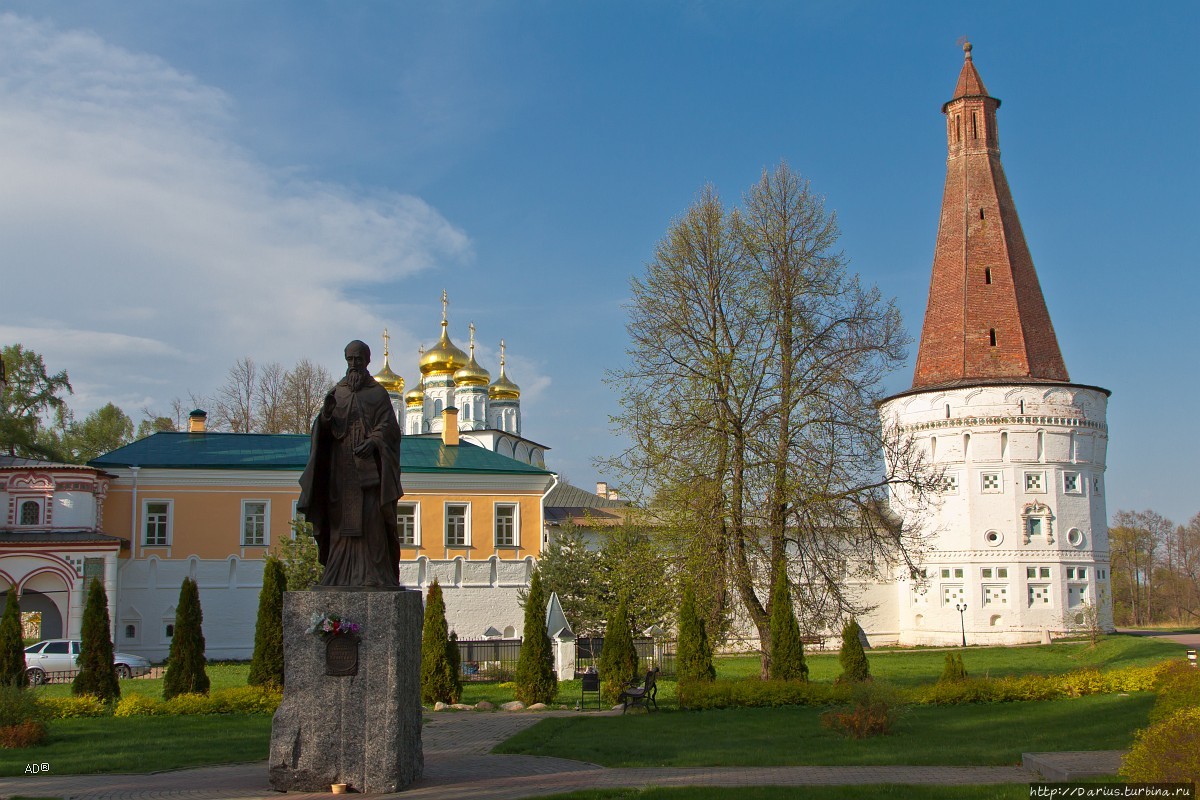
0, 711, 1120, 800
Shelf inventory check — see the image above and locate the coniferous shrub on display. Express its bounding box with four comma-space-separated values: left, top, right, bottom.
163, 578, 209, 699
73, 578, 120, 701
515, 569, 557, 705
768, 569, 807, 681
0, 592, 26, 689
836, 617, 871, 684
248, 557, 287, 688
938, 651, 968, 683
598, 593, 639, 704
420, 580, 461, 705
676, 585, 715, 684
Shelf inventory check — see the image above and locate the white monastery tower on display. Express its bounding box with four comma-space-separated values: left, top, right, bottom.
878, 44, 1113, 645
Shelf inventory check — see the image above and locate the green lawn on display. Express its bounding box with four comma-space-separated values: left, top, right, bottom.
717, 635, 1182, 686
30, 662, 252, 699
0, 715, 271, 776
532, 787, 1106, 800
495, 692, 1154, 767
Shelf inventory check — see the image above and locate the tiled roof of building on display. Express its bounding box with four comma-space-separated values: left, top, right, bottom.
0, 529, 123, 543
0, 455, 96, 470
89, 432, 552, 475
544, 482, 629, 509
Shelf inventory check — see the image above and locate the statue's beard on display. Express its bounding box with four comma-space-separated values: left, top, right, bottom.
346, 367, 367, 392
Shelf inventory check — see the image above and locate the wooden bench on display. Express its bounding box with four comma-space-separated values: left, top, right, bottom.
618, 668, 658, 714
799, 635, 825, 650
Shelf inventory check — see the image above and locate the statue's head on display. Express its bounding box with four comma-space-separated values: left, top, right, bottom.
344, 340, 371, 372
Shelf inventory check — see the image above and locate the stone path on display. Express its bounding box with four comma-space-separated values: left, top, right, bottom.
0, 710, 1122, 800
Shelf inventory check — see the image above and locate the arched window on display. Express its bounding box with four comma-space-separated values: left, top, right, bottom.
19, 500, 41, 526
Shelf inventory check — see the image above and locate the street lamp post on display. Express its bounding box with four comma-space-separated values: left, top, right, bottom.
955, 602, 968, 647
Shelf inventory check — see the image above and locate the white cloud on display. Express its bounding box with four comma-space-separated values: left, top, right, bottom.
0, 14, 472, 414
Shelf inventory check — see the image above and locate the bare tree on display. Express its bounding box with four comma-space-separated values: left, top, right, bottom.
605, 164, 937, 675
211, 357, 257, 433
1110, 509, 1173, 626
256, 361, 287, 434
280, 359, 333, 434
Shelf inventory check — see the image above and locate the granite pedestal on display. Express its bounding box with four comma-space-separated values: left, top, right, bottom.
269, 589, 423, 793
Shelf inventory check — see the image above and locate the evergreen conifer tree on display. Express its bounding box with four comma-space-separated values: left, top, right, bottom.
514, 569, 557, 705
248, 557, 287, 688
598, 592, 639, 703
836, 617, 871, 684
420, 580, 460, 704
939, 651, 968, 683
163, 577, 210, 699
0, 591, 26, 688
676, 585, 715, 683
73, 578, 120, 700
768, 569, 808, 681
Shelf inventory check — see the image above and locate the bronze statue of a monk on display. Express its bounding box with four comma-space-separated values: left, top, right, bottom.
298, 340, 403, 588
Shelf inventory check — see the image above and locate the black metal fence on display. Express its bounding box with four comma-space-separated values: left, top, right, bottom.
455, 638, 522, 682
574, 636, 676, 678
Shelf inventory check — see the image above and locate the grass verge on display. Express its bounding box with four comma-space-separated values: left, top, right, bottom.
495, 692, 1153, 767
717, 635, 1183, 687
0, 715, 270, 776
531, 787, 1096, 800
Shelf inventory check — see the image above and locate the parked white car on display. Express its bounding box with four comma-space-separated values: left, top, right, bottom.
23, 639, 152, 684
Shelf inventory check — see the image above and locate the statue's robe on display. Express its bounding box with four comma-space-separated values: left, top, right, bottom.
298, 373, 402, 588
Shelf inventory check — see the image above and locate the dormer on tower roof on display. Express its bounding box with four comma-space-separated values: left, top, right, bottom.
911, 42, 1068, 391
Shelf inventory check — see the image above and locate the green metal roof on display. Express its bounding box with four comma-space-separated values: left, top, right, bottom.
90, 432, 552, 475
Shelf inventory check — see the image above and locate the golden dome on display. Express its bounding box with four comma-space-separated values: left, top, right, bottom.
373, 329, 405, 394
453, 323, 491, 387
404, 377, 425, 407
418, 291, 469, 377
488, 339, 521, 400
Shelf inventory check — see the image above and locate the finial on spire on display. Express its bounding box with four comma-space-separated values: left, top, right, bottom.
962, 40, 973, 60
382, 327, 391, 359
441, 289, 448, 324
499, 339, 506, 368
469, 322, 476, 355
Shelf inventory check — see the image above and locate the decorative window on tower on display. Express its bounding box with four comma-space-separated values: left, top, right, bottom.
1092, 476, 1103, 496
940, 473, 959, 494
981, 472, 1002, 493
942, 585, 965, 606
1024, 472, 1045, 493
1028, 584, 1052, 607
983, 585, 1008, 606
1067, 584, 1088, 608
1021, 502, 1054, 545
1063, 472, 1083, 495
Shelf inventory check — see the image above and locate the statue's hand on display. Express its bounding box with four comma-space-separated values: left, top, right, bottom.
323, 391, 336, 414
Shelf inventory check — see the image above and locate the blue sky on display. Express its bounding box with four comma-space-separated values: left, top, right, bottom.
1, 3, 1196, 523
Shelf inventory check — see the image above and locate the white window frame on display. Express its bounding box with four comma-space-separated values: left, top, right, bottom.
1063, 472, 1083, 495
397, 502, 420, 547
940, 472, 959, 495
980, 472, 1003, 494
1024, 471, 1045, 493
17, 498, 43, 526
241, 499, 270, 547
494, 503, 519, 547
143, 499, 173, 547
445, 502, 470, 548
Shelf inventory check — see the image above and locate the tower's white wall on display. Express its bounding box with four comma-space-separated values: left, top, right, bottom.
879, 383, 1112, 645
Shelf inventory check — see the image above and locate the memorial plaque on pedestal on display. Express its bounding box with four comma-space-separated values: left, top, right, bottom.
325, 636, 359, 676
